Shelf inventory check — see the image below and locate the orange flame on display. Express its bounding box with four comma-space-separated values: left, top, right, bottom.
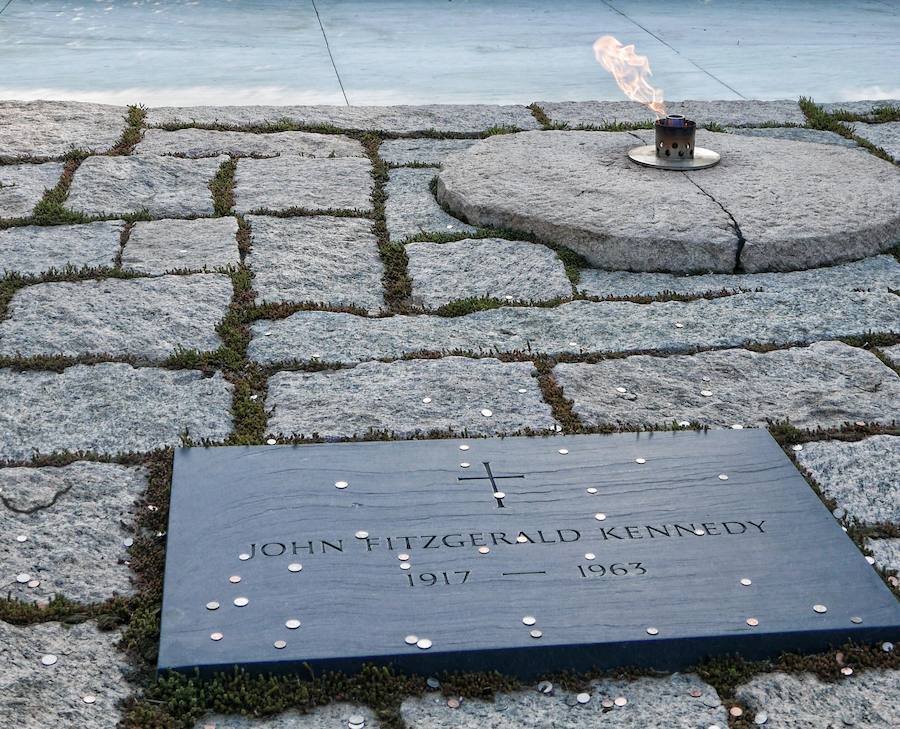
593, 35, 666, 118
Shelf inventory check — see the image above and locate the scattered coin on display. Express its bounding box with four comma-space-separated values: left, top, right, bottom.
833, 507, 846, 519
447, 698, 460, 709
813, 604, 827, 614
522, 616, 536, 626
210, 632, 223, 641
594, 513, 607, 521
206, 601, 220, 611
614, 697, 628, 707
229, 575, 241, 584
731, 424, 743, 430
537, 680, 553, 694
354, 531, 369, 539
266, 438, 277, 445
335, 481, 349, 489
15, 535, 27, 543
882, 642, 893, 652
792, 444, 803, 452
27, 579, 40, 589
840, 667, 853, 676
426, 677, 441, 690
517, 388, 527, 394
746, 618, 759, 627
82, 695, 97, 705
646, 627, 659, 635
586, 487, 598, 494
41, 654, 57, 666
405, 635, 418, 645
616, 387, 627, 393
273, 640, 286, 650
478, 546, 490, 554
850, 616, 863, 624
460, 462, 470, 468
400, 562, 411, 570
689, 690, 702, 698
674, 322, 684, 329
398, 553, 410, 561
601, 699, 614, 708
233, 597, 249, 607
585, 553, 596, 560
694, 529, 705, 536
422, 397, 432, 404
239, 553, 251, 561
123, 537, 134, 548
481, 408, 493, 417
740, 578, 752, 586
729, 706, 744, 718
576, 692, 590, 704
558, 448, 569, 455
718, 474, 729, 481
348, 714, 366, 727
635, 457, 646, 464
679, 420, 692, 427
288, 563, 302, 572
416, 638, 432, 650
15, 573, 30, 584
754, 711, 769, 725
700, 390, 713, 397
285, 619, 301, 629
865, 556, 875, 565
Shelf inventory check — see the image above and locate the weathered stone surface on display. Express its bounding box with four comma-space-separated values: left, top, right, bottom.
438, 130, 900, 273
0, 363, 233, 460
0, 221, 123, 276
234, 156, 372, 213
0, 621, 130, 729
553, 341, 900, 430
0, 101, 125, 160
247, 215, 384, 312
67, 155, 224, 217
122, 217, 240, 273
248, 291, 900, 364
822, 99, 900, 117
147, 104, 540, 133
1, 462, 145, 603
850, 121, 900, 161
726, 126, 859, 148
379, 138, 479, 165
795, 435, 899, 525
538, 99, 805, 127
194, 706, 381, 729
735, 670, 900, 729
0, 162, 63, 219
266, 357, 555, 439
578, 254, 900, 298
406, 238, 572, 308
385, 167, 474, 241
882, 344, 900, 367
135, 128, 365, 158
868, 538, 900, 573
402, 674, 725, 729
0, 274, 233, 360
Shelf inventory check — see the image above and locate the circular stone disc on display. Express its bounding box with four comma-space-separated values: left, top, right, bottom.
436, 130, 900, 273
627, 144, 721, 170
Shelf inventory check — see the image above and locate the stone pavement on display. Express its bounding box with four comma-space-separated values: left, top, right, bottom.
0, 99, 898, 729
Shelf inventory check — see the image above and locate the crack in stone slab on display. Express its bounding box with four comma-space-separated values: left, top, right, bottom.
683, 172, 747, 273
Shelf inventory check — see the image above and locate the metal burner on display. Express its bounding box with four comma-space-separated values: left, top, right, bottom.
628, 114, 720, 170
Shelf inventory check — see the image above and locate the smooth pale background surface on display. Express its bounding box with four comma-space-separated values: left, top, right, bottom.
1, 0, 898, 105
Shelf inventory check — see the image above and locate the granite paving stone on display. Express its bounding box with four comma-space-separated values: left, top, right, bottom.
0, 221, 123, 276
0, 274, 233, 360
146, 104, 541, 133
794, 435, 900, 525
122, 217, 240, 273
248, 292, 900, 364
553, 341, 900, 430
67, 155, 225, 217
406, 237, 572, 308
401, 674, 726, 728
0, 100, 126, 160
735, 670, 900, 728
379, 138, 479, 166
265, 357, 555, 439
234, 156, 372, 214
0, 621, 130, 729
0, 363, 233, 460
821, 99, 900, 117
849, 121, 900, 161
577, 254, 900, 298
538, 99, 805, 128
135, 128, 365, 158
0, 162, 63, 219
385, 167, 475, 241
725, 126, 859, 148
1, 462, 146, 603
882, 344, 900, 368
868, 539, 900, 573
247, 215, 384, 312
194, 705, 381, 729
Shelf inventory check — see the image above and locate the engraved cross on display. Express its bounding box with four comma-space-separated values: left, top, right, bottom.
458, 461, 525, 507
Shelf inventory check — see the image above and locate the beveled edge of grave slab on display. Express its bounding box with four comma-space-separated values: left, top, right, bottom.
146, 104, 541, 133
0, 461, 146, 603
134, 128, 366, 159
437, 130, 900, 273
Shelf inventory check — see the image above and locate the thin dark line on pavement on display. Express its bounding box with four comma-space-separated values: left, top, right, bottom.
310, 0, 350, 106
600, 0, 747, 100
0, 0, 16, 17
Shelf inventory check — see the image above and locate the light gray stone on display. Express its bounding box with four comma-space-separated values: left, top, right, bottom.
438, 130, 900, 273
868, 538, 900, 573
554, 341, 900, 430
67, 155, 225, 218
0, 462, 145, 603
247, 215, 384, 312
0, 363, 233, 460
849, 121, 900, 161
266, 357, 555, 439
735, 670, 900, 729
248, 291, 900, 364
407, 238, 572, 308
821, 99, 900, 117
402, 674, 725, 729
538, 99, 805, 128
578, 254, 900, 298
0, 162, 63, 219
234, 156, 372, 214
0, 221, 123, 276
0, 621, 130, 729
147, 104, 540, 133
135, 128, 365, 158
795, 435, 899, 525
0, 274, 233, 360
726, 126, 859, 148
195, 705, 381, 729
379, 138, 479, 165
386, 167, 475, 242
882, 344, 900, 367
122, 217, 240, 273
0, 101, 126, 160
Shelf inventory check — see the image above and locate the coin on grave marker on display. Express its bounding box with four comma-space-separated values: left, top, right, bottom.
754, 711, 769, 725
746, 618, 759, 627
558, 448, 569, 455
594, 513, 607, 521
646, 627, 659, 635
239, 553, 251, 561
27, 580, 40, 589
478, 546, 490, 554
335, 481, 349, 489
585, 553, 596, 560
850, 616, 862, 624
530, 629, 542, 638
229, 575, 241, 583
210, 632, 223, 641
349, 714, 366, 725
586, 487, 598, 494
82, 694, 96, 704
522, 616, 536, 626
286, 619, 301, 629
398, 553, 410, 561
355, 531, 369, 539
576, 693, 590, 704
274, 640, 286, 650
516, 534, 528, 543
233, 597, 249, 607
41, 654, 57, 666
460, 462, 470, 468
459, 444, 470, 451
206, 601, 220, 610
635, 458, 646, 464
400, 562, 411, 570
718, 474, 729, 480
288, 563, 302, 572
614, 697, 627, 707
405, 635, 418, 645
601, 699, 614, 708
16, 573, 30, 583
416, 638, 432, 650
813, 604, 827, 613
493, 491, 505, 499
740, 578, 752, 586
481, 408, 493, 417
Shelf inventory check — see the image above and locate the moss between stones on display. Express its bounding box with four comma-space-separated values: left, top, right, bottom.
800, 96, 897, 164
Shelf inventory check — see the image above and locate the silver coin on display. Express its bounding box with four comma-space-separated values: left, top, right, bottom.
537, 680, 553, 694
349, 714, 366, 725
266, 438, 277, 445
678, 420, 692, 427
15, 534, 27, 543
481, 408, 493, 417
614, 697, 628, 707
422, 397, 432, 404
558, 448, 569, 455
700, 390, 713, 397
274, 640, 287, 650
123, 537, 134, 548
746, 618, 759, 627
576, 692, 590, 704
850, 616, 862, 624
210, 632, 223, 641
460, 462, 470, 468
82, 695, 97, 704
398, 553, 410, 561
646, 627, 659, 635
493, 491, 505, 499
478, 546, 490, 554
206, 601, 220, 611
522, 616, 536, 626
615, 387, 627, 393
517, 388, 527, 394
813, 604, 827, 613
405, 635, 418, 645
400, 562, 411, 570
718, 474, 729, 481
674, 322, 684, 329
586, 487, 598, 494
585, 553, 596, 560
229, 575, 241, 584
238, 553, 251, 561
335, 480, 349, 489
601, 699, 614, 708
792, 444, 803, 452
15, 573, 30, 583
233, 597, 249, 607
349, 721, 366, 729
286, 619, 301, 629
459, 444, 470, 451
635, 458, 646, 464
594, 513, 607, 521
416, 638, 432, 650
530, 629, 542, 638
694, 529, 705, 536
41, 654, 57, 666
754, 711, 769, 725
355, 531, 369, 539
865, 556, 876, 565
731, 424, 743, 430
288, 563, 303, 572
702, 376, 711, 382
516, 534, 528, 543
426, 677, 441, 690
740, 578, 752, 586
882, 642, 894, 652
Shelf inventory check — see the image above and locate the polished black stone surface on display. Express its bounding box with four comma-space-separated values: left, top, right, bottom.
158, 430, 900, 677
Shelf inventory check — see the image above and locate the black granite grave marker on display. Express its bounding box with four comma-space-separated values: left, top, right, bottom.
159, 430, 900, 677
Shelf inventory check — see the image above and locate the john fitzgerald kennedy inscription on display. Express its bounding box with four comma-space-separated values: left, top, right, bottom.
159, 430, 900, 677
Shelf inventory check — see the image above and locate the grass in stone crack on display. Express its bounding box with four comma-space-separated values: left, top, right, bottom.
208, 157, 236, 216
827, 103, 900, 125
800, 96, 896, 164
109, 105, 148, 156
